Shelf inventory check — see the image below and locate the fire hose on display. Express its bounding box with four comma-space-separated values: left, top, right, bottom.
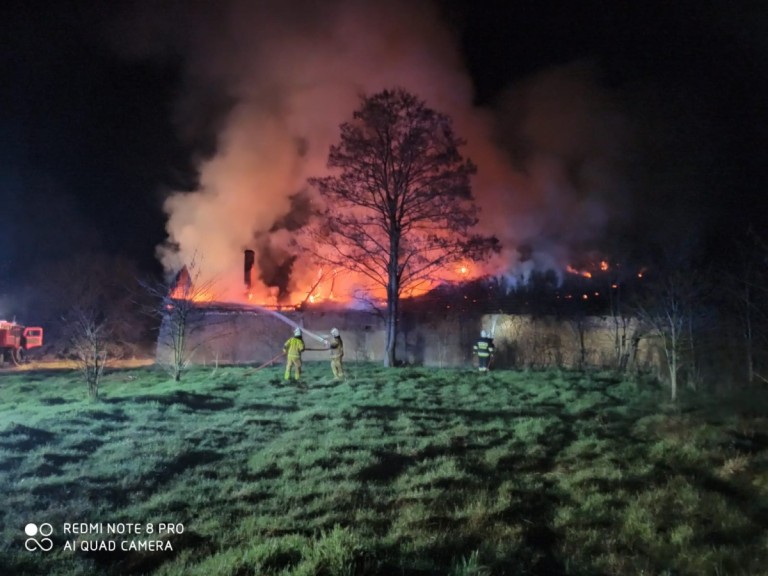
246, 351, 287, 374
245, 344, 331, 375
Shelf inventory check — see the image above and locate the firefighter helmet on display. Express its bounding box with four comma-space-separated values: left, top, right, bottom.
481, 330, 487, 338
331, 328, 339, 337
294, 327, 302, 337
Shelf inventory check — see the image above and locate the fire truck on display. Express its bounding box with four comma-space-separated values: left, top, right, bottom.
0, 320, 43, 366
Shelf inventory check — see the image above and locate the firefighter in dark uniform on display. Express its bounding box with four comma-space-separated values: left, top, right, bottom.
473, 330, 495, 372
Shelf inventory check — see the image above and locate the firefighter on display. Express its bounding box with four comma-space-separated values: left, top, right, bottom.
283, 327, 305, 381
328, 328, 344, 379
473, 329, 495, 372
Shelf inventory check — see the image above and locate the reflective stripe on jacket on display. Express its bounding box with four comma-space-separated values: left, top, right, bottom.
473, 337, 495, 358
283, 336, 305, 359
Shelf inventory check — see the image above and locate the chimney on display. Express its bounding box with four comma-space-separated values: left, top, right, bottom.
244, 249, 255, 289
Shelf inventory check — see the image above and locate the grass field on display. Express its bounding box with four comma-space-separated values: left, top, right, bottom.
1, 362, 767, 575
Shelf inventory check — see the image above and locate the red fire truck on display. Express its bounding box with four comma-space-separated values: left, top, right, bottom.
0, 320, 43, 365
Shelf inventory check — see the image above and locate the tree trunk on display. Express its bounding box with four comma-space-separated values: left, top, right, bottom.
668, 328, 678, 401
384, 232, 400, 368
670, 352, 678, 401
384, 281, 398, 367
744, 283, 754, 384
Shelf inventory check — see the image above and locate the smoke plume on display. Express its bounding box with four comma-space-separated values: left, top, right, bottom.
112, 0, 638, 301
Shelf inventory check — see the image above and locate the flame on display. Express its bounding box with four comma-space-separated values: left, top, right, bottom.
175, 251, 644, 309
167, 266, 214, 303
566, 265, 592, 279
456, 261, 472, 277
289, 261, 476, 306
169, 286, 213, 302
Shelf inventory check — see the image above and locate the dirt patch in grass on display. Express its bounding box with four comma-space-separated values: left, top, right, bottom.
27, 452, 88, 477
0, 423, 56, 451
69, 438, 105, 452
111, 391, 235, 411
29, 479, 79, 499
359, 451, 413, 483
164, 449, 224, 476
86, 409, 130, 422
239, 402, 298, 413
39, 397, 70, 405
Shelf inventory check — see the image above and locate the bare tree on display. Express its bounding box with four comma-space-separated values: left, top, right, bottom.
65, 307, 117, 399
566, 313, 590, 370
607, 281, 642, 372
633, 270, 706, 401
721, 232, 768, 385
141, 255, 219, 381
308, 88, 498, 367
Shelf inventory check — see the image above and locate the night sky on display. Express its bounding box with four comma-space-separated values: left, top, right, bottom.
2, 0, 768, 295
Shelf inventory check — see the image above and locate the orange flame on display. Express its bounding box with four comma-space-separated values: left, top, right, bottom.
170, 286, 213, 302
566, 265, 592, 279
457, 262, 471, 276
174, 255, 487, 308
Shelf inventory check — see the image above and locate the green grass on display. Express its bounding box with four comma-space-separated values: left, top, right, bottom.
1, 363, 768, 575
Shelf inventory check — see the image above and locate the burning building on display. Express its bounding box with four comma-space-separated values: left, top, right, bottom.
156, 251, 661, 372
156, 301, 661, 372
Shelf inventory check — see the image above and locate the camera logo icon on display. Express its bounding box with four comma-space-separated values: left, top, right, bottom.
24, 523, 53, 552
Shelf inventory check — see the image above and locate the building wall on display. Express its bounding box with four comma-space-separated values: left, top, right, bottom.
483, 314, 658, 371
157, 305, 660, 372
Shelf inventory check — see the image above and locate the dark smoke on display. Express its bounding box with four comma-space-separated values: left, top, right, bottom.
103, 0, 768, 297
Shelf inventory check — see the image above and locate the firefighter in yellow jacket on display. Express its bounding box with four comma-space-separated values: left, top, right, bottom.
328, 328, 344, 380
283, 327, 305, 381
